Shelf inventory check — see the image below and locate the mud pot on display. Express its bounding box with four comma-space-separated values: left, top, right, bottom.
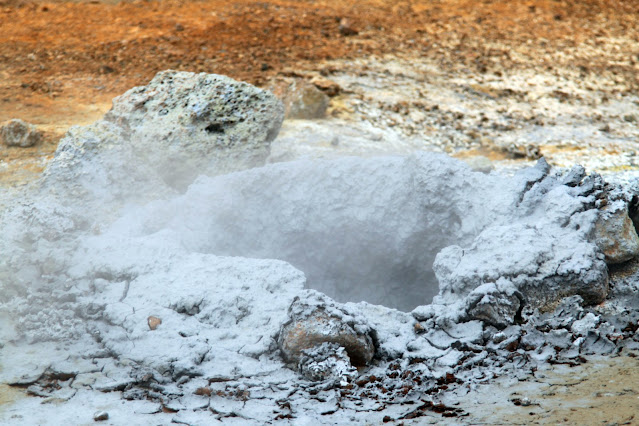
1, 0, 639, 424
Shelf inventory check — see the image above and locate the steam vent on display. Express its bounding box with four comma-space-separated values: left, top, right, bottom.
1, 68, 639, 423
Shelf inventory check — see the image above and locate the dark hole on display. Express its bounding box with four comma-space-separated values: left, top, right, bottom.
629, 194, 639, 234
205, 123, 224, 133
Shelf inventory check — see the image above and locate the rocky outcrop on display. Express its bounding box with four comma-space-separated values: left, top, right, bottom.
430, 160, 610, 327
0, 119, 41, 147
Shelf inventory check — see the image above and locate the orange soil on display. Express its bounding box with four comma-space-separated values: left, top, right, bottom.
0, 0, 637, 184
1, 0, 638, 123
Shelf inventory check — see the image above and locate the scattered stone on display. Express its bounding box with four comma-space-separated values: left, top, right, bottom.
147, 316, 162, 330
594, 202, 639, 264
310, 75, 342, 97
93, 411, 109, 421
98, 65, 115, 75
338, 18, 358, 36
278, 291, 375, 367
560, 164, 586, 187
504, 142, 541, 160
465, 279, 523, 329
268, 77, 329, 119
511, 396, 536, 406
0, 119, 42, 147
194, 386, 212, 397
571, 313, 600, 336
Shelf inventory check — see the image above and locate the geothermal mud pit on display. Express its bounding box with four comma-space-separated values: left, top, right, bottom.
1, 70, 639, 424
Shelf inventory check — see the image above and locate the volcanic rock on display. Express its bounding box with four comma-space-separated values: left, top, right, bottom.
571, 312, 600, 336
338, 18, 358, 36
105, 70, 284, 187
268, 77, 329, 119
310, 75, 341, 97
42, 70, 284, 207
432, 159, 609, 325
278, 291, 375, 367
594, 202, 639, 264
147, 316, 162, 330
465, 279, 523, 329
0, 119, 42, 147
93, 411, 109, 421
32, 70, 284, 233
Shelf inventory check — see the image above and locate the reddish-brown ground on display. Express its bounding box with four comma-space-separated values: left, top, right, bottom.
0, 0, 638, 185
2, 0, 638, 123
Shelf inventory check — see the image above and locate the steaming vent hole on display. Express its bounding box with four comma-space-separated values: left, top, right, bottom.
205, 123, 225, 133
173, 156, 479, 312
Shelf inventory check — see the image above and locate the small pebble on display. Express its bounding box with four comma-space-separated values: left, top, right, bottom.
148, 316, 162, 330
93, 411, 109, 421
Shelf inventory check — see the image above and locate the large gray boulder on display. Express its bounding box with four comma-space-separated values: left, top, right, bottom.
104, 70, 284, 189
41, 70, 285, 212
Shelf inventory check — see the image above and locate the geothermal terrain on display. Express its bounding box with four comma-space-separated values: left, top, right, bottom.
1, 0, 639, 424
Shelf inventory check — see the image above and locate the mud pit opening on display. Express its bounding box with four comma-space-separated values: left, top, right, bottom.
21, 70, 608, 318
141, 154, 497, 311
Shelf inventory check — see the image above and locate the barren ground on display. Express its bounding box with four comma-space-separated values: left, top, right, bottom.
1, 0, 639, 185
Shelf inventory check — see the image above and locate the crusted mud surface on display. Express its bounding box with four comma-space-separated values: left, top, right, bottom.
2, 0, 639, 424
451, 354, 639, 425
